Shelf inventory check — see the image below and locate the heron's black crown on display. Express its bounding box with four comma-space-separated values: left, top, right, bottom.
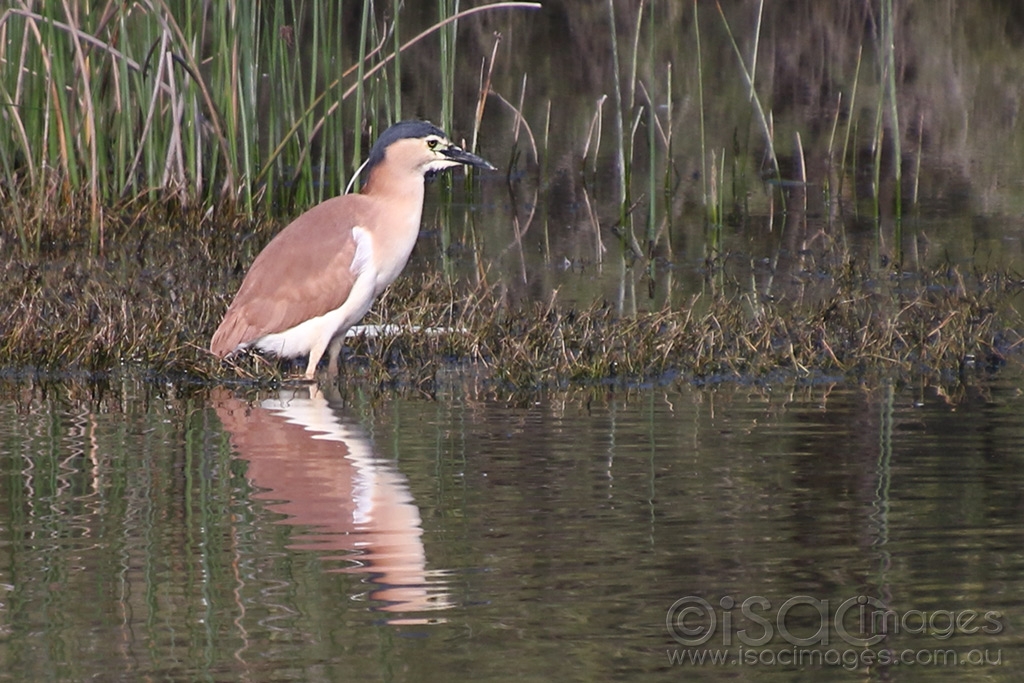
363, 120, 448, 179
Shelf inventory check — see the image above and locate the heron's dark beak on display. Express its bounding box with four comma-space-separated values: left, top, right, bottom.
442, 145, 497, 171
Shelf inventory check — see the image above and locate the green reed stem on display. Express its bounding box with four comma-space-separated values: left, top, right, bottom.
606, 0, 627, 225
881, 0, 902, 264
882, 0, 901, 213
353, 0, 372, 176
824, 92, 841, 206
694, 1, 710, 221
392, 0, 402, 122
445, 0, 460, 132
839, 45, 863, 202
871, 67, 885, 223
716, 0, 779, 182
310, 0, 325, 203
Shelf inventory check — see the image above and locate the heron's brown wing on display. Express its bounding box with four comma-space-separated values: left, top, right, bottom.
210, 195, 376, 357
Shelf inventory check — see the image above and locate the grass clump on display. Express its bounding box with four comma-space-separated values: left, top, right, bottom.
0, 1, 540, 253
1, 209, 1019, 391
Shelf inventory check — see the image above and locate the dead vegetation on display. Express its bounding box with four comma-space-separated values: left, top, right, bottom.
1, 204, 1020, 391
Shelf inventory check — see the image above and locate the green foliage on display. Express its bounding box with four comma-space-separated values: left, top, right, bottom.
0, 1, 539, 252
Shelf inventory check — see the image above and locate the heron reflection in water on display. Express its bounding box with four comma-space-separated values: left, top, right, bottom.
212, 385, 451, 622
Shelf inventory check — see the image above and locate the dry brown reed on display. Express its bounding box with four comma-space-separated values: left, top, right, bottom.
1, 203, 1020, 391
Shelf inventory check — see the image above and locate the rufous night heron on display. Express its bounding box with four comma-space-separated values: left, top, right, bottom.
210, 120, 495, 379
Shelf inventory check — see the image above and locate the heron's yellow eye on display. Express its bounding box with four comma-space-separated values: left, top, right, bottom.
427, 138, 439, 150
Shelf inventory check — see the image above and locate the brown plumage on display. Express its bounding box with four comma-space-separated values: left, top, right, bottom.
209, 120, 495, 380
209, 196, 363, 357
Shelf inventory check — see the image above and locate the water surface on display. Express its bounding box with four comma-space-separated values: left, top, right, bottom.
1, 371, 1022, 681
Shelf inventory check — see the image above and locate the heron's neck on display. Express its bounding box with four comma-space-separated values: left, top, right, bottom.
359, 167, 428, 291
361, 165, 426, 204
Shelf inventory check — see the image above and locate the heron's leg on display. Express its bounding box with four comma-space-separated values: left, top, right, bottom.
325, 335, 345, 379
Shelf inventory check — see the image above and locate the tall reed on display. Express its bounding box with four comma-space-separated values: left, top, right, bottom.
880, 0, 903, 264
438, 0, 459, 133
0, 1, 539, 251
694, 0, 710, 223
716, 0, 779, 184
604, 0, 627, 226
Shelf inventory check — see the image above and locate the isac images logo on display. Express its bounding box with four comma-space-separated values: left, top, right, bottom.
665, 595, 1004, 670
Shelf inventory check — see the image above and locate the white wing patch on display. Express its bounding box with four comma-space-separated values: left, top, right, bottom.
351, 226, 374, 276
